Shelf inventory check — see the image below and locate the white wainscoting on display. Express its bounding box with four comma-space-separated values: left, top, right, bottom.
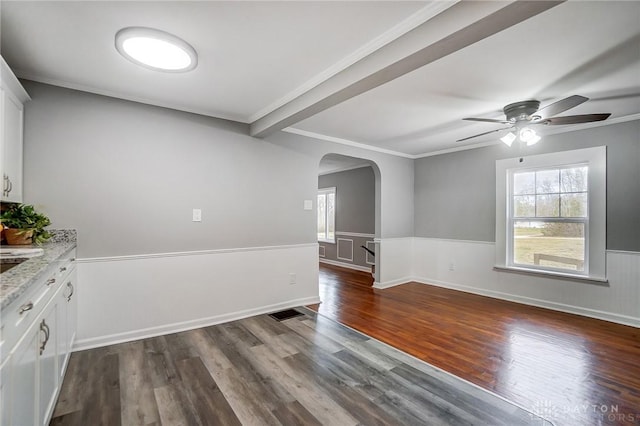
374, 237, 414, 289
337, 238, 354, 262
411, 238, 640, 327
319, 258, 371, 273
365, 241, 375, 265
75, 243, 320, 350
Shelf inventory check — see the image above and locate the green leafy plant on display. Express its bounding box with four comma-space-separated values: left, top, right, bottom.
1, 204, 52, 245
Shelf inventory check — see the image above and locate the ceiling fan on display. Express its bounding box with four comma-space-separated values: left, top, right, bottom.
458, 95, 611, 146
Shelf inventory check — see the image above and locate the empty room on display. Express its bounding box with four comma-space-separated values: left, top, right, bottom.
0, 1, 638, 425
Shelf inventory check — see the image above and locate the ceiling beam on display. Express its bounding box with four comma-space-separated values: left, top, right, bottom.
250, 1, 564, 138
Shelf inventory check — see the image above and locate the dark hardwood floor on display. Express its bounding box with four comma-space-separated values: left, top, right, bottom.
309, 263, 640, 426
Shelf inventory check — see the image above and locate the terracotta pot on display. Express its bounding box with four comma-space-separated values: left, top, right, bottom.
4, 228, 34, 245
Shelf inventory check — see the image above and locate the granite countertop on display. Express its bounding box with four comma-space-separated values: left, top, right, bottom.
1, 230, 77, 310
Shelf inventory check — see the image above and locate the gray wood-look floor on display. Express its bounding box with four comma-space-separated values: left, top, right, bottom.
50, 308, 551, 425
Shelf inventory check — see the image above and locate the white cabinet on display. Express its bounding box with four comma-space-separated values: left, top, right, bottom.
4, 316, 39, 426
1, 250, 77, 426
38, 301, 58, 426
1, 56, 29, 203
0, 357, 11, 425
57, 264, 77, 383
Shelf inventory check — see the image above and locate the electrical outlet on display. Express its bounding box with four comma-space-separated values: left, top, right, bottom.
289, 273, 296, 285
192, 209, 202, 222
449, 262, 455, 271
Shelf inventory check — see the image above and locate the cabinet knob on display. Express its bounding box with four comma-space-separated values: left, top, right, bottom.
60, 266, 67, 272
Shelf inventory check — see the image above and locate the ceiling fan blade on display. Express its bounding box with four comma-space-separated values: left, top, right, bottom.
541, 113, 611, 125
463, 117, 511, 124
535, 95, 588, 120
457, 127, 512, 142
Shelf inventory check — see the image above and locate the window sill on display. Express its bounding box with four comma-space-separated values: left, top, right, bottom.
493, 265, 608, 285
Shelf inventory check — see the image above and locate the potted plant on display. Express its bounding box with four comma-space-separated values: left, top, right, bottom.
1, 203, 52, 245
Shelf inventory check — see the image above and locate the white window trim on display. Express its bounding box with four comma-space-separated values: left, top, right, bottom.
317, 187, 336, 244
495, 146, 606, 281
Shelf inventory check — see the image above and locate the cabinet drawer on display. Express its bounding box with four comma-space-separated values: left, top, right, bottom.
0, 266, 62, 363
52, 249, 76, 281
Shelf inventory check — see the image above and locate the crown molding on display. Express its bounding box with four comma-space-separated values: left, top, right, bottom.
287, 112, 640, 161
283, 127, 414, 159
15, 71, 246, 123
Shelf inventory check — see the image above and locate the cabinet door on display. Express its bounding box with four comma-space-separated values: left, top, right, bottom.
1, 87, 24, 203
0, 86, 4, 190
57, 267, 77, 382
1, 358, 10, 425
7, 320, 40, 426
64, 268, 78, 376
38, 301, 59, 426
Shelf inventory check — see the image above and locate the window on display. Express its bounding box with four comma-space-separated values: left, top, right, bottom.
317, 187, 336, 243
496, 147, 606, 280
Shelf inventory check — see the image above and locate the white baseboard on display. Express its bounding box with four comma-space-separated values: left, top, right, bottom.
412, 238, 640, 328
74, 296, 320, 351
372, 277, 413, 289
412, 276, 640, 328
319, 258, 372, 273
76, 244, 320, 350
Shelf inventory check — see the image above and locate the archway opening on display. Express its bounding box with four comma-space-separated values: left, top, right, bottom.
317, 153, 381, 283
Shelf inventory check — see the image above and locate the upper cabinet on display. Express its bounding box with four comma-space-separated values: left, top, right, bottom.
1, 56, 30, 203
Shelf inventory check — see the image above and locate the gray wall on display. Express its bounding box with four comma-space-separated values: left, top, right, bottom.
266, 131, 415, 239
318, 166, 375, 234
414, 120, 640, 251
318, 166, 375, 267
22, 82, 318, 258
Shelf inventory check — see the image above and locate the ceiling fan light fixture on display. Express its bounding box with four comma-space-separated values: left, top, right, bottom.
525, 133, 542, 146
115, 27, 197, 72
461, 95, 609, 146
500, 132, 516, 147
519, 127, 540, 145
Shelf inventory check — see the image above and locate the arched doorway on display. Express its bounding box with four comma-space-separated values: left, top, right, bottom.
317, 153, 381, 282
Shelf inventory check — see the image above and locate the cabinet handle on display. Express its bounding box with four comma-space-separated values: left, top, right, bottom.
60, 266, 67, 272
6, 178, 12, 195
19, 302, 34, 315
40, 319, 50, 355
46, 278, 56, 286
67, 282, 74, 302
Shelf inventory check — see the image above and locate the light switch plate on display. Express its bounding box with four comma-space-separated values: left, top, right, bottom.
303, 200, 313, 210
192, 209, 202, 222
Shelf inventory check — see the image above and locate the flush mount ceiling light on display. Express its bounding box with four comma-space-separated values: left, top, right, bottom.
115, 27, 197, 72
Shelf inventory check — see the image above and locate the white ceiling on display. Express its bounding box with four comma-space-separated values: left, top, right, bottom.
2, 1, 639, 157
